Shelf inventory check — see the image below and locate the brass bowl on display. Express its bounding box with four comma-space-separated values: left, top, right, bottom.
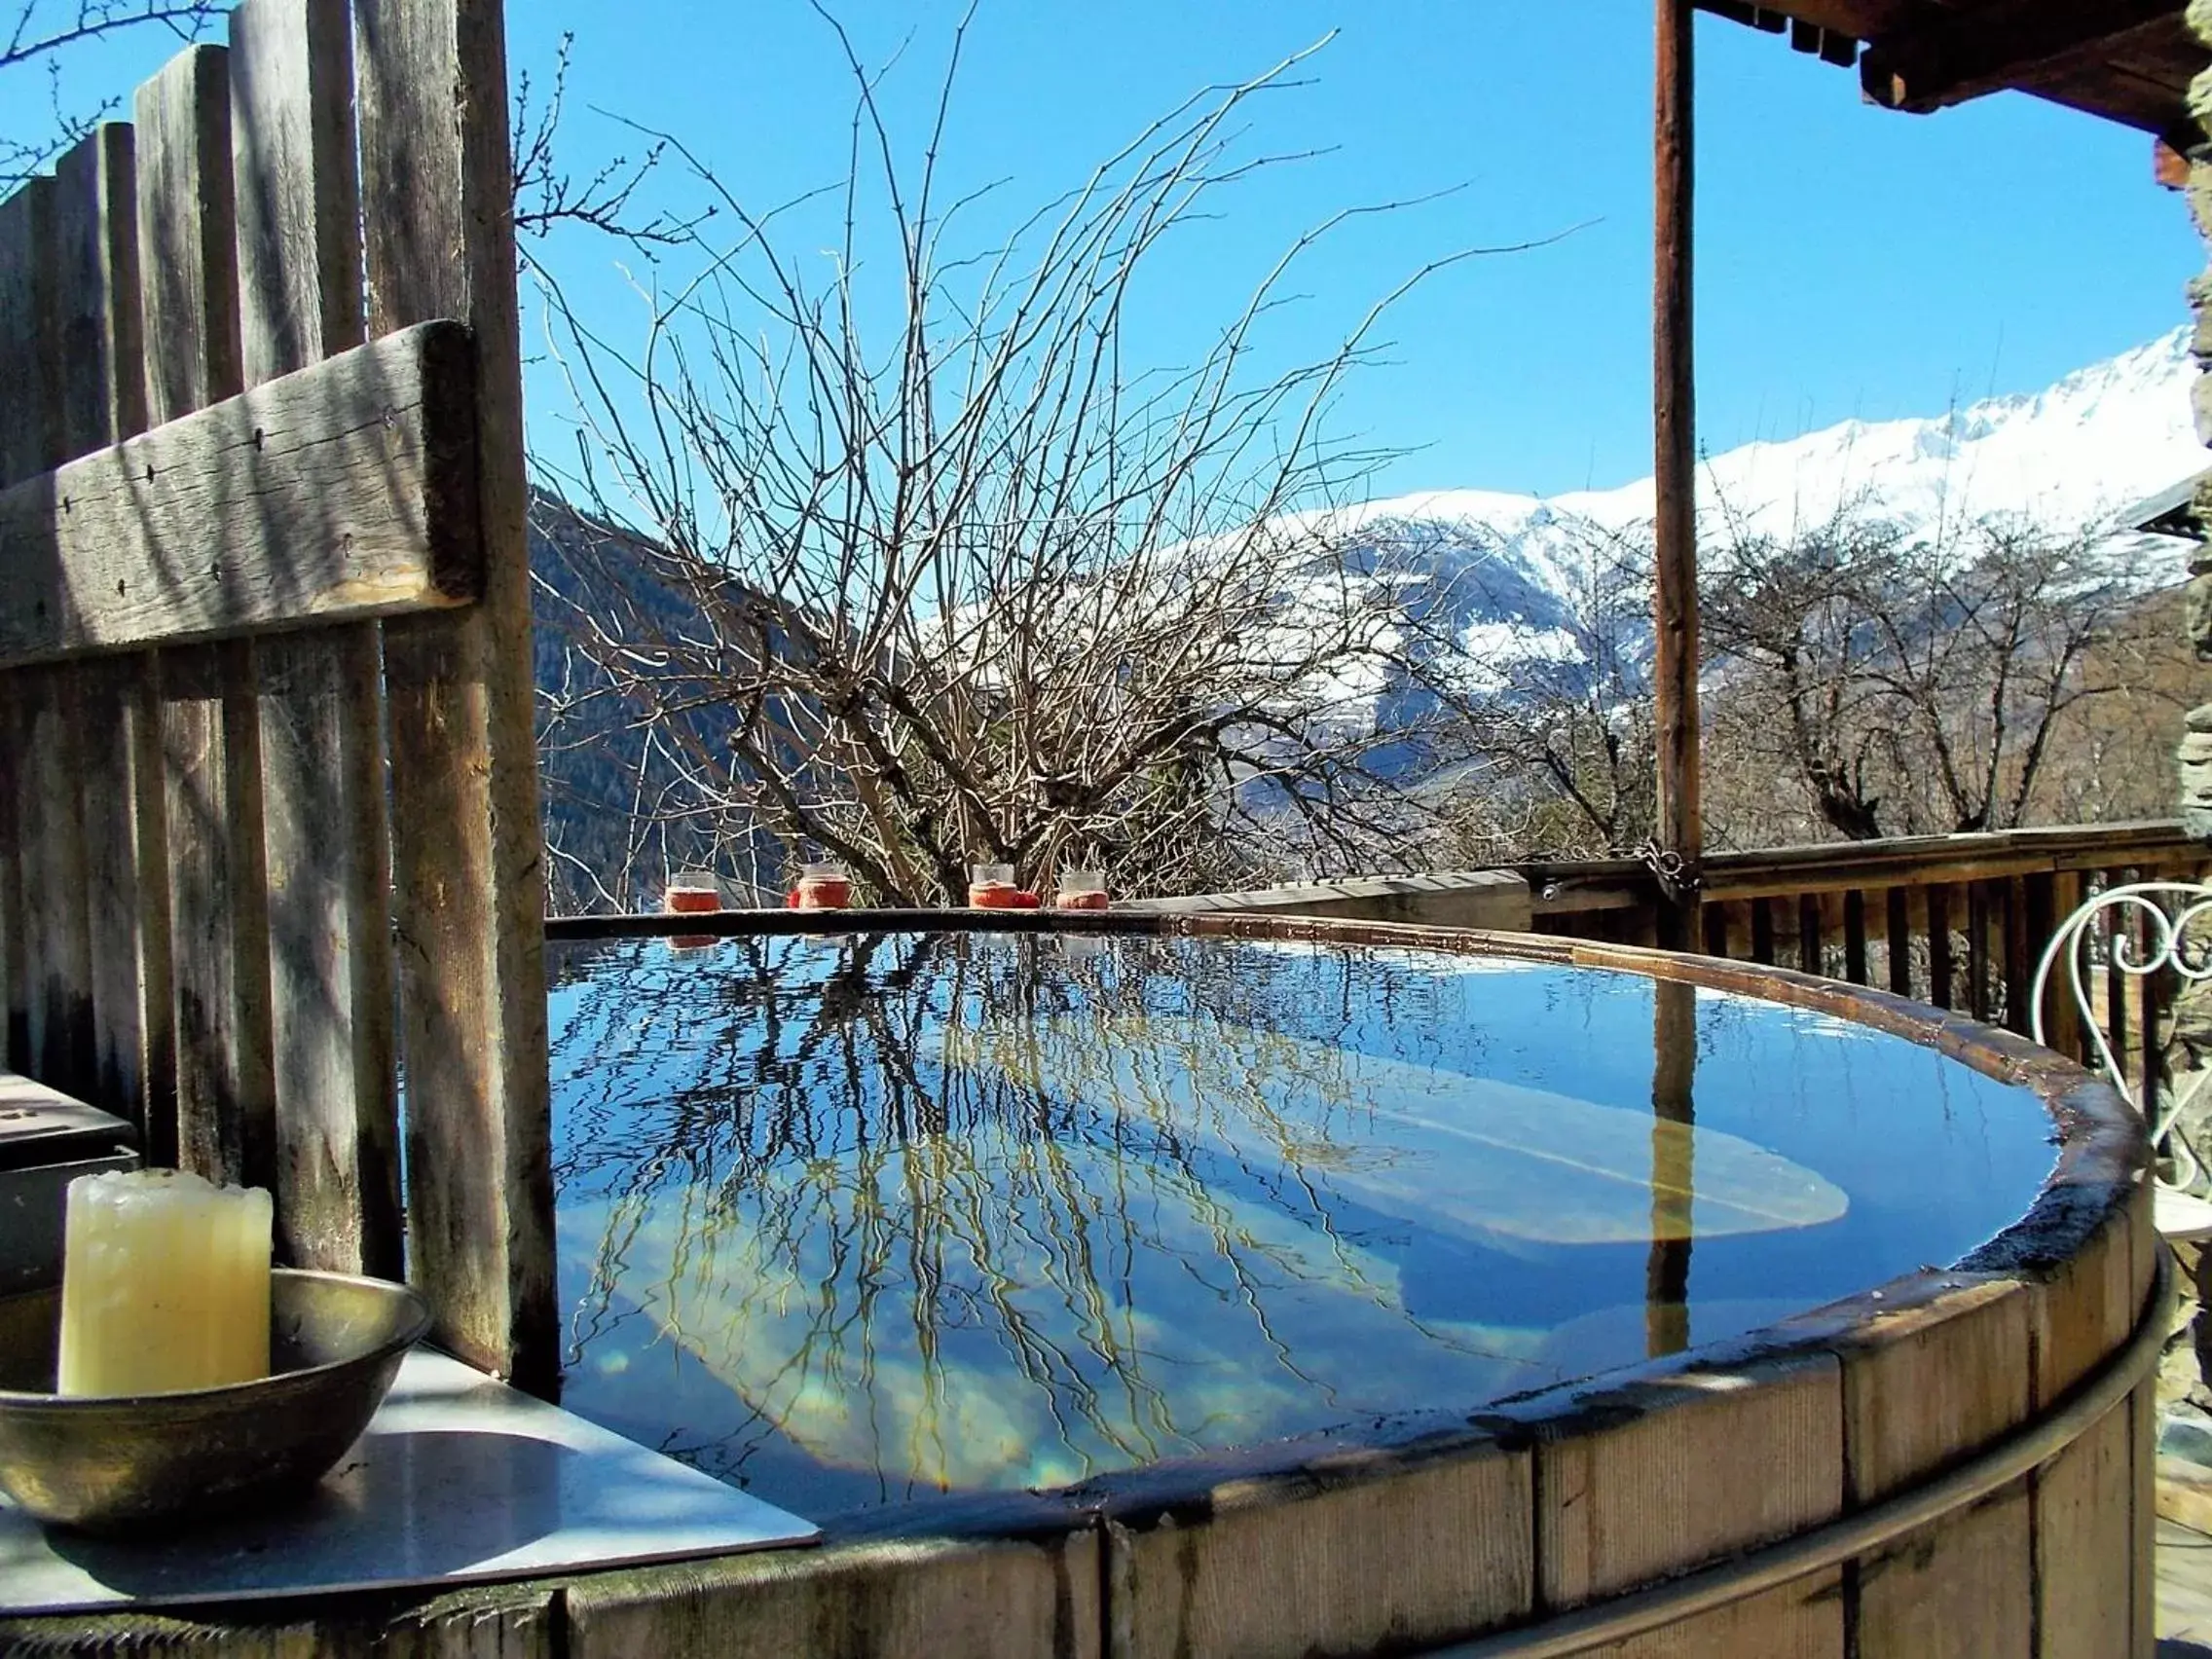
0, 1269, 430, 1534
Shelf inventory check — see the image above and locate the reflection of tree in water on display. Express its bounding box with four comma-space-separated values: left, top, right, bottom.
547, 934, 1564, 1499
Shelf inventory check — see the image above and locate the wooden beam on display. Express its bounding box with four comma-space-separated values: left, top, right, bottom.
1654, 0, 1704, 940
1862, 0, 2179, 115
0, 318, 479, 669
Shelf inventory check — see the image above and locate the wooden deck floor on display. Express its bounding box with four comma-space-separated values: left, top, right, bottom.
2160, 1519, 2212, 1654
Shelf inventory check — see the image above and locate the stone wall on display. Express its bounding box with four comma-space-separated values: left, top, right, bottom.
2183, 2, 2212, 837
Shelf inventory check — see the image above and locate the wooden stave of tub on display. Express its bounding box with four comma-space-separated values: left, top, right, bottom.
13, 916, 2157, 1658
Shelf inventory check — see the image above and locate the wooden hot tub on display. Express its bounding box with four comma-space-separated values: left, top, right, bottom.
1, 916, 2160, 1658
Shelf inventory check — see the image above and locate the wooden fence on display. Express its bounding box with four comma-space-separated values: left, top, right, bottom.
0, 0, 555, 1391
1524, 820, 2209, 1108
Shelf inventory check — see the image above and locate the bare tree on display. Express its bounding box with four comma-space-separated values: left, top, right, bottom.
532, 22, 1505, 906
1430, 521, 1658, 864
1700, 501, 2163, 843
3, 0, 220, 183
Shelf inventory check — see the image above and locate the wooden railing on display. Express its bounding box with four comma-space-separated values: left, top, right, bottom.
1523, 822, 2208, 1096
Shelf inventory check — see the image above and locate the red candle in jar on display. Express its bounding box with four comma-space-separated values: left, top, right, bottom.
665, 878, 719, 916
795, 863, 852, 909
969, 864, 1017, 908
797, 875, 852, 909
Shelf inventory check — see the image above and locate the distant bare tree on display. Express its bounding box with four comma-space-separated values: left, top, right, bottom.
1432, 522, 1658, 864
533, 22, 1506, 905
1700, 501, 2162, 843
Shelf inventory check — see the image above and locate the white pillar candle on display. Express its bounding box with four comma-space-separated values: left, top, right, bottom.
56, 1168, 274, 1395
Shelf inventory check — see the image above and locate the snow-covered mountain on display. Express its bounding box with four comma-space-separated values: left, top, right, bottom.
1304, 328, 2204, 712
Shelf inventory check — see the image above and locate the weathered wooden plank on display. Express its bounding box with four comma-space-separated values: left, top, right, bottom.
1106, 1447, 1532, 1659
1582, 1572, 1842, 1656
12, 666, 94, 1095
0, 719, 20, 1073
55, 125, 165, 1134
162, 644, 276, 1188
566, 1535, 1100, 1659
1834, 1277, 2033, 1656
2038, 1400, 2135, 1658
1860, 1488, 2032, 1659
138, 41, 277, 1192
0, 320, 481, 669
230, 0, 364, 388
233, 0, 397, 1276
0, 174, 96, 1100
136, 46, 240, 429
1534, 1351, 1842, 1608
356, 0, 556, 1390
2133, 1380, 2157, 1658
258, 635, 400, 1271
54, 127, 146, 455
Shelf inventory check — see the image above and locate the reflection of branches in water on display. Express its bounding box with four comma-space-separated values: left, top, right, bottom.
555, 933, 1543, 1489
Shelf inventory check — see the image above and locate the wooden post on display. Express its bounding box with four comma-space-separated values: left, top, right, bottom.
1653, 0, 1703, 951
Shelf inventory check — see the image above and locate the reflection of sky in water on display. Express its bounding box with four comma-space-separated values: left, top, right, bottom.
545, 933, 2057, 1519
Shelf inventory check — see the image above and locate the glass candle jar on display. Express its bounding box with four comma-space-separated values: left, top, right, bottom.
969, 863, 1017, 908
1055, 867, 1109, 911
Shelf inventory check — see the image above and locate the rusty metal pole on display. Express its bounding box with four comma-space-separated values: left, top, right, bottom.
1654, 0, 1704, 948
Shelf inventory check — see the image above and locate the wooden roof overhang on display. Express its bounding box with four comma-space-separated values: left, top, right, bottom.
1695, 0, 2199, 140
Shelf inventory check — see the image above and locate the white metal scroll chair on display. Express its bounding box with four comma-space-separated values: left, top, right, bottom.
2032, 880, 2212, 1241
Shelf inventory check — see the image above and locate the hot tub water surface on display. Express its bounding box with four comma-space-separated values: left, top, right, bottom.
545, 931, 2056, 1519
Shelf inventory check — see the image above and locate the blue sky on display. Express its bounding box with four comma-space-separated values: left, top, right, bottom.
36, 1, 2204, 502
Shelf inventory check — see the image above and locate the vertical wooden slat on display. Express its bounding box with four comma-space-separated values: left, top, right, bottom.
1750, 898, 1775, 967
1699, 901, 1727, 958
0, 723, 18, 1073
1839, 1281, 2032, 1657
1841, 888, 1868, 985
0, 174, 97, 1100
55, 125, 167, 1138
2038, 870, 2082, 1062
1797, 892, 1824, 977
2003, 873, 2033, 1036
356, 0, 558, 1390
137, 44, 277, 1189
1886, 885, 1913, 999
231, 0, 400, 1278
1966, 881, 1991, 1023
1927, 884, 1954, 1012
0, 181, 40, 1076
